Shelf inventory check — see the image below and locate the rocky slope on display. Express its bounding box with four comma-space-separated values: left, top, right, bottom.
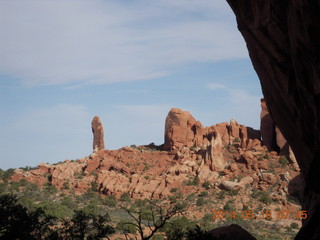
9, 109, 303, 237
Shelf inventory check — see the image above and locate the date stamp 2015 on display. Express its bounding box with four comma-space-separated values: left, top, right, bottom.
212, 210, 307, 220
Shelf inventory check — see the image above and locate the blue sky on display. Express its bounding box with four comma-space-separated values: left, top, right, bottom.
0, 0, 262, 170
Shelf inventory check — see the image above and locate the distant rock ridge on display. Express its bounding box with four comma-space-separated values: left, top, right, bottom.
91, 116, 104, 152
164, 108, 261, 152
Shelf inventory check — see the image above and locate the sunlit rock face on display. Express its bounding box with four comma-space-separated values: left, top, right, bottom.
226, 0, 320, 239
92, 116, 105, 152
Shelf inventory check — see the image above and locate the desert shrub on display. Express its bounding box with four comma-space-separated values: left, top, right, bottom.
0, 168, 15, 181
216, 190, 226, 200
186, 176, 199, 186
202, 181, 211, 190
252, 189, 272, 204
228, 189, 239, 196
103, 195, 117, 207
170, 188, 178, 193
186, 193, 196, 201
234, 137, 241, 143
120, 192, 131, 202
151, 233, 165, 240
168, 196, 177, 203
223, 202, 235, 211
62, 182, 70, 190
196, 197, 206, 206
163, 216, 196, 240
198, 191, 209, 198
36, 200, 73, 219
116, 220, 136, 234
290, 222, 299, 229
90, 181, 99, 192
134, 198, 148, 207
61, 197, 77, 210
278, 156, 289, 167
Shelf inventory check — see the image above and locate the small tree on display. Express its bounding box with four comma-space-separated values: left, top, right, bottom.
65, 208, 115, 240
120, 200, 188, 240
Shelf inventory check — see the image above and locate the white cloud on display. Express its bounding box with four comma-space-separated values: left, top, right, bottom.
207, 82, 226, 90
0, 0, 247, 87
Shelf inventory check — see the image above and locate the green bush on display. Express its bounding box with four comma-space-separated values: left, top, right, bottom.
196, 197, 206, 206
234, 137, 241, 143
228, 189, 239, 196
104, 195, 117, 207
0, 168, 15, 181
290, 222, 299, 229
170, 188, 178, 193
223, 202, 234, 211
198, 191, 209, 197
120, 192, 131, 202
202, 181, 211, 190
163, 216, 196, 240
252, 189, 272, 204
216, 190, 226, 200
151, 233, 165, 240
186, 176, 200, 186
278, 156, 289, 167
116, 220, 136, 234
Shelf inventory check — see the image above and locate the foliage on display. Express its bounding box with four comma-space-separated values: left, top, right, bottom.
278, 156, 289, 167
202, 181, 211, 190
0, 168, 15, 181
162, 216, 197, 240
198, 191, 209, 198
170, 188, 178, 193
116, 220, 137, 234
120, 192, 131, 202
251, 189, 272, 204
65, 209, 115, 240
186, 176, 199, 186
120, 200, 188, 240
0, 194, 57, 240
196, 197, 206, 206
104, 195, 117, 207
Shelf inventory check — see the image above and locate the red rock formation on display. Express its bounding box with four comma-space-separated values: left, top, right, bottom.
163, 108, 197, 151
260, 98, 278, 151
91, 116, 105, 152
164, 108, 261, 151
227, 1, 320, 238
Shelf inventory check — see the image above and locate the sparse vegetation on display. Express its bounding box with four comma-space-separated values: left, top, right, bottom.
202, 181, 211, 189
278, 156, 289, 167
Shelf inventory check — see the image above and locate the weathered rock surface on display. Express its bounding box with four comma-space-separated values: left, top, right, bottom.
260, 98, 277, 151
227, 0, 320, 238
164, 108, 261, 151
91, 116, 104, 152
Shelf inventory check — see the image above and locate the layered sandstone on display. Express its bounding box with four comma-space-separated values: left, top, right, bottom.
164, 108, 261, 151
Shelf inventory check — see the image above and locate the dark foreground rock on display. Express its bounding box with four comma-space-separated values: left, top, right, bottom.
208, 224, 256, 240
226, 0, 320, 239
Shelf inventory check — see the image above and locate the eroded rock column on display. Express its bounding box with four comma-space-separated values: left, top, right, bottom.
91, 116, 105, 152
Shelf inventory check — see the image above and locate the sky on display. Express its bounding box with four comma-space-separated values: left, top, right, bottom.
0, 0, 262, 170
